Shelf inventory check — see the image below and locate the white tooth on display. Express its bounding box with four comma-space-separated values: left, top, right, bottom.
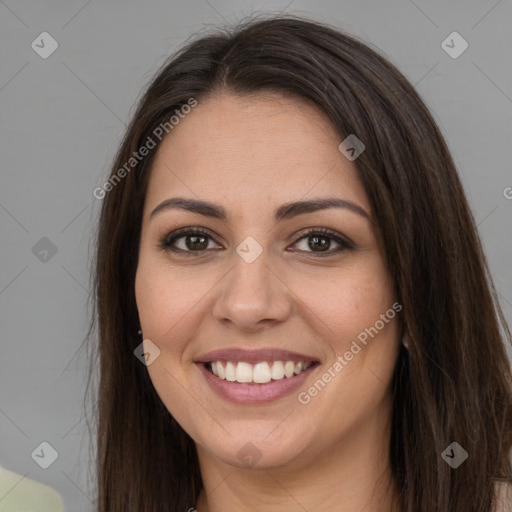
271, 361, 285, 380
235, 362, 253, 383
225, 361, 236, 381
284, 361, 295, 378
211, 360, 311, 383
253, 362, 272, 383
216, 361, 226, 379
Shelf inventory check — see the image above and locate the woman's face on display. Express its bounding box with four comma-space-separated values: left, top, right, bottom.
135, 92, 401, 470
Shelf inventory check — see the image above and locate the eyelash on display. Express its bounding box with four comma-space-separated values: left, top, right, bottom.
157, 226, 353, 257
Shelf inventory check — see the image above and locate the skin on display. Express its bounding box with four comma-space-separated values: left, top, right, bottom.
135, 91, 402, 512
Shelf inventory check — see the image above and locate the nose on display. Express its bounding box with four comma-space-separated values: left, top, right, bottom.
212, 249, 292, 332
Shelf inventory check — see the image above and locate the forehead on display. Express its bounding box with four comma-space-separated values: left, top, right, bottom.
143, 92, 370, 221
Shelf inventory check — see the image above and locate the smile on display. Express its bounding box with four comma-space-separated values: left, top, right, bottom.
194, 348, 321, 403
196, 361, 319, 404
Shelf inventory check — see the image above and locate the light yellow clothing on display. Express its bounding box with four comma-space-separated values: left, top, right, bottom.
0, 467, 63, 512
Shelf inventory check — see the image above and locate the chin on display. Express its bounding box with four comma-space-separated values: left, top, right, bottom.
196, 424, 314, 470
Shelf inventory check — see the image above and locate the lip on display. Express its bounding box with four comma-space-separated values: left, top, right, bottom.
194, 348, 320, 365
196, 360, 320, 404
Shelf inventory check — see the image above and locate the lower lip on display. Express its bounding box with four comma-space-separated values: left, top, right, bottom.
196, 362, 318, 404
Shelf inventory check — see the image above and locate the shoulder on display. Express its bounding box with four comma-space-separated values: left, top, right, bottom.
494, 480, 512, 512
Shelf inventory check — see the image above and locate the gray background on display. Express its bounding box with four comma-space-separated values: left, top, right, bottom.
1, 0, 511, 510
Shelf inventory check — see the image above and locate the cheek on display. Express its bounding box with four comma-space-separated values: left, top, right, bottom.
135, 258, 215, 345
294, 269, 399, 443
289, 262, 396, 353
135, 261, 211, 436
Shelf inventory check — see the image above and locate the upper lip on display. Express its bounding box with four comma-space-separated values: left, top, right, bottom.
194, 348, 320, 364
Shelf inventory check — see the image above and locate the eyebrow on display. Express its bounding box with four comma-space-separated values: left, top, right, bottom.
149, 197, 371, 222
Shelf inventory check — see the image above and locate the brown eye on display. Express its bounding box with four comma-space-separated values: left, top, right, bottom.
158, 226, 353, 257
182, 233, 208, 251
158, 227, 222, 254
305, 234, 332, 252
291, 228, 353, 256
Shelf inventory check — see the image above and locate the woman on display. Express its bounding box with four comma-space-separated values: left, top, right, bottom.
87, 15, 512, 511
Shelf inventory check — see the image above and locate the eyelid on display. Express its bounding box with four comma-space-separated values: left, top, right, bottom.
291, 226, 354, 249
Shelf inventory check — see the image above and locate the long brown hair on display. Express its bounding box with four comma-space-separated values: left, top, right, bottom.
85, 14, 512, 511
